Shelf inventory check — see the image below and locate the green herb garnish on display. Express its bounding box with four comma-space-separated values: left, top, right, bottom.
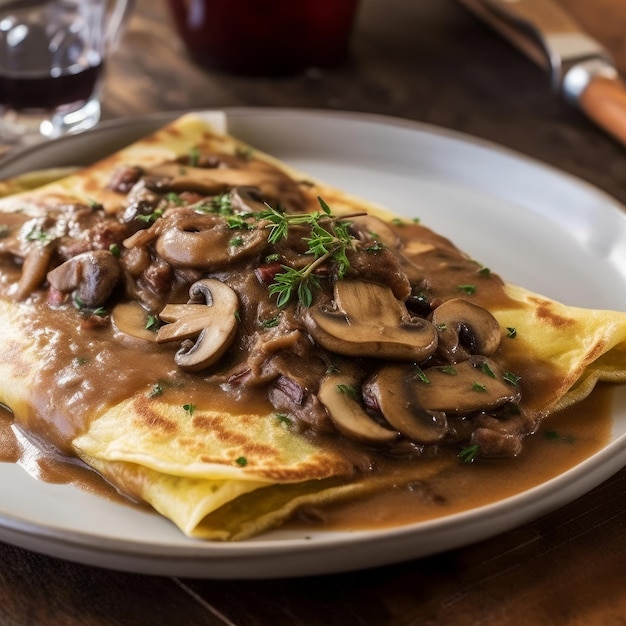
261, 316, 280, 328
457, 284, 476, 295
136, 208, 164, 224
145, 314, 161, 331
262, 197, 364, 308
148, 383, 164, 398
188, 146, 200, 167
503, 371, 521, 386
544, 430, 575, 444
459, 444, 480, 463
336, 383, 359, 400
413, 366, 430, 384
480, 362, 496, 378
275, 413, 293, 427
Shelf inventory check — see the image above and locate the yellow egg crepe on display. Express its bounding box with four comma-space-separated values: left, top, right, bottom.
1, 112, 626, 540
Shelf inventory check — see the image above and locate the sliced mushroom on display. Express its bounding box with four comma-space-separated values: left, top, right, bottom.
364, 365, 448, 444
154, 212, 267, 270
431, 298, 501, 363
111, 301, 158, 341
156, 279, 239, 372
229, 186, 267, 214
349, 214, 401, 250
410, 357, 521, 414
146, 162, 303, 209
318, 372, 398, 446
303, 280, 438, 361
14, 243, 56, 300
46, 250, 121, 308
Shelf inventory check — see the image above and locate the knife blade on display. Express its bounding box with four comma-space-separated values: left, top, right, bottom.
456, 0, 626, 148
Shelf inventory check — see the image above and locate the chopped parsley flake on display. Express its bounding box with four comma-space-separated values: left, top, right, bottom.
503, 371, 521, 386
544, 430, 575, 444
457, 284, 476, 295
459, 444, 480, 463
261, 316, 280, 328
275, 413, 293, 427
337, 383, 359, 400
188, 146, 200, 167
145, 314, 161, 331
480, 362, 496, 378
413, 366, 430, 384
148, 383, 164, 398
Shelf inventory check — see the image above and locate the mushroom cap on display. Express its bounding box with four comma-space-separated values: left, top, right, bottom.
431, 298, 502, 363
155, 212, 267, 270
46, 250, 121, 308
303, 280, 438, 361
318, 372, 398, 446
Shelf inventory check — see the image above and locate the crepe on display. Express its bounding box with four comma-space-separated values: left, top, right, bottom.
1, 111, 626, 540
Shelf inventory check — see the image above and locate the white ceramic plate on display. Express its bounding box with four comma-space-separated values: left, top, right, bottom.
0, 109, 625, 578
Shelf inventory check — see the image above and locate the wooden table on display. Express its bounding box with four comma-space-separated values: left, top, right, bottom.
1, 1, 625, 624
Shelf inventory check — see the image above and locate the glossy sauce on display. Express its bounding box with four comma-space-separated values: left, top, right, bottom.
291, 384, 614, 530
0, 383, 614, 529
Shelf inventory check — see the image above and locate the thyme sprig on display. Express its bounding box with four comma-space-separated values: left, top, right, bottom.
261, 197, 365, 308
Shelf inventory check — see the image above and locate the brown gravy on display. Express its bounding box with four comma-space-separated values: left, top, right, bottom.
0, 406, 136, 506
291, 383, 614, 531
0, 384, 614, 532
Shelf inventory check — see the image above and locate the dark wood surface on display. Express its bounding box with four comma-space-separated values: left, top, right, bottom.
1, 1, 625, 624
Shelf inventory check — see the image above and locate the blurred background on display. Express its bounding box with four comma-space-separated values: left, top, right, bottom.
102, 0, 626, 203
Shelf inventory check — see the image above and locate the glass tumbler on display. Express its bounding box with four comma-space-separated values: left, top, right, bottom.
0, 0, 134, 145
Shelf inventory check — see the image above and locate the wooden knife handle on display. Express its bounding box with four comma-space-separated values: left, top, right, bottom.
579, 74, 626, 147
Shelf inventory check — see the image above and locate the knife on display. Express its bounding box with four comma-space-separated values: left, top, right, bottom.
456, 0, 626, 147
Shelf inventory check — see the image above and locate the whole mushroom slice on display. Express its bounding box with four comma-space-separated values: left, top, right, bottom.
156, 279, 239, 372
364, 365, 448, 444
431, 298, 502, 363
318, 372, 398, 446
411, 357, 521, 415
303, 280, 438, 361
154, 212, 267, 270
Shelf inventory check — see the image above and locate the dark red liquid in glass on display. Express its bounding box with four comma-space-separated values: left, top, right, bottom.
167, 0, 359, 76
0, 63, 103, 112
